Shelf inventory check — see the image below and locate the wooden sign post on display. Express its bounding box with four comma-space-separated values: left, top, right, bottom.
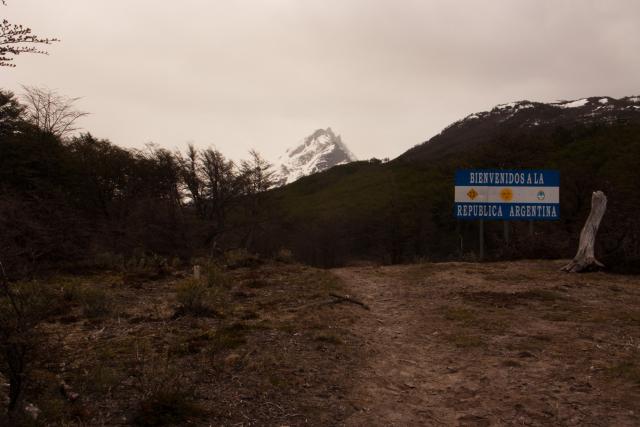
479, 219, 485, 261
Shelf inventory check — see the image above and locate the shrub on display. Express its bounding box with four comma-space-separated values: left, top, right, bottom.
93, 252, 125, 271
605, 353, 640, 385
60, 278, 83, 303
133, 390, 205, 427
79, 287, 113, 319
168, 330, 215, 357
59, 278, 114, 319
224, 249, 262, 269
314, 332, 343, 345
203, 262, 228, 289
0, 277, 61, 415
176, 279, 209, 315
131, 346, 205, 426
274, 248, 295, 263
125, 250, 169, 279
210, 323, 248, 353
175, 278, 226, 317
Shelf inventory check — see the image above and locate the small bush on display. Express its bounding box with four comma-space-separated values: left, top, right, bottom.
446, 333, 485, 348
203, 262, 228, 288
168, 330, 215, 357
125, 250, 169, 279
60, 279, 83, 303
79, 287, 113, 319
442, 306, 477, 323
210, 323, 248, 353
176, 261, 231, 317
274, 248, 295, 263
131, 346, 205, 426
314, 332, 343, 345
79, 365, 125, 394
175, 278, 226, 317
606, 355, 640, 385
224, 249, 262, 269
58, 278, 114, 318
169, 257, 182, 270
0, 280, 62, 414
134, 390, 205, 427
176, 279, 211, 315
93, 252, 125, 271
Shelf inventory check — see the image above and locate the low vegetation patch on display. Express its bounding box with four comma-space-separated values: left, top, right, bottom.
1, 261, 360, 425
461, 289, 565, 308
211, 323, 249, 353
445, 333, 485, 349
175, 277, 227, 317
442, 306, 477, 324
314, 332, 344, 345
224, 249, 262, 269
79, 286, 114, 319
605, 355, 640, 385
133, 390, 206, 427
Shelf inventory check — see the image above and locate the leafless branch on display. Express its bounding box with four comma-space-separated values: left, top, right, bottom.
0, 2, 59, 67
21, 86, 88, 138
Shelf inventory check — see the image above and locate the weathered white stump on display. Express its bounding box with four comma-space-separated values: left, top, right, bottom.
193, 265, 201, 280
562, 191, 607, 273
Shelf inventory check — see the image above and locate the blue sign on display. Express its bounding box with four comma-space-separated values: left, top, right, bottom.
454, 169, 560, 220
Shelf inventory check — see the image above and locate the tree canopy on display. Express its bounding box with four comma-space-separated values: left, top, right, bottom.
1, 1, 59, 67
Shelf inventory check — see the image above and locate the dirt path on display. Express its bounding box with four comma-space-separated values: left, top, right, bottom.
334, 266, 451, 426
333, 262, 640, 427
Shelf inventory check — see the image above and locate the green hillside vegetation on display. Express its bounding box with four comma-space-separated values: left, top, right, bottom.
261, 123, 640, 271
2, 87, 640, 274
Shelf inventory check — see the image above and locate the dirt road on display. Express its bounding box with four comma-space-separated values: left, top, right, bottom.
333, 261, 640, 426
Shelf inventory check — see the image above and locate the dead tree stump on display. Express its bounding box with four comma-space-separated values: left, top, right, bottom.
562, 191, 607, 273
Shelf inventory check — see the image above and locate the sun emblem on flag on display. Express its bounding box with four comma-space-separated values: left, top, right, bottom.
467, 188, 478, 200
537, 191, 545, 200
500, 188, 513, 201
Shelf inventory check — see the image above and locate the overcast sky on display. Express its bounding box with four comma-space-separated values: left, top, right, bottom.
2, 0, 639, 162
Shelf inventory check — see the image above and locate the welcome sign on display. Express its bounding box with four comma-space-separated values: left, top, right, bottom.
454, 169, 560, 220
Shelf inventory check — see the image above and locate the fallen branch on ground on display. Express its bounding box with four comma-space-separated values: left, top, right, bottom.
328, 293, 370, 310
289, 293, 370, 312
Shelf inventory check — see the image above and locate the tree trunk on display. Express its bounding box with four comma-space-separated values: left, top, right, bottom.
562, 191, 607, 273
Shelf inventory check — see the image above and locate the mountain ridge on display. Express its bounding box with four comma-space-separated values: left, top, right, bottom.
263, 94, 640, 270
400, 95, 640, 163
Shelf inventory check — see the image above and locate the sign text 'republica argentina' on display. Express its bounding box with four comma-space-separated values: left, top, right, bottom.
454, 169, 560, 220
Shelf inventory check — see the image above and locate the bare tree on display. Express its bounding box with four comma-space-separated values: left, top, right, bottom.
21, 86, 88, 138
200, 147, 240, 227
240, 149, 275, 195
176, 144, 205, 217
1, 1, 59, 67
239, 150, 274, 249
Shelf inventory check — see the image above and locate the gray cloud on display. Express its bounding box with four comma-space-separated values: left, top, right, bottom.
3, 0, 639, 161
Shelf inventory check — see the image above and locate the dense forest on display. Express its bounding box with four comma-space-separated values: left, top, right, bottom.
0, 89, 274, 278
2, 89, 640, 277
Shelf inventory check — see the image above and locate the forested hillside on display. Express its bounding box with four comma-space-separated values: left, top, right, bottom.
0, 90, 272, 277
261, 100, 640, 271
3, 90, 640, 274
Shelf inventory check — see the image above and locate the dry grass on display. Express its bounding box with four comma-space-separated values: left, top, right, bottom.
331, 260, 640, 426
0, 261, 361, 426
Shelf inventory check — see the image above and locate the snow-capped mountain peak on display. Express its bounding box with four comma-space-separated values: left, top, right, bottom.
274, 128, 357, 186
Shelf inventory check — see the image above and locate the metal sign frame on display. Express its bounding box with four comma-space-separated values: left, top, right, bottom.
454, 169, 560, 221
